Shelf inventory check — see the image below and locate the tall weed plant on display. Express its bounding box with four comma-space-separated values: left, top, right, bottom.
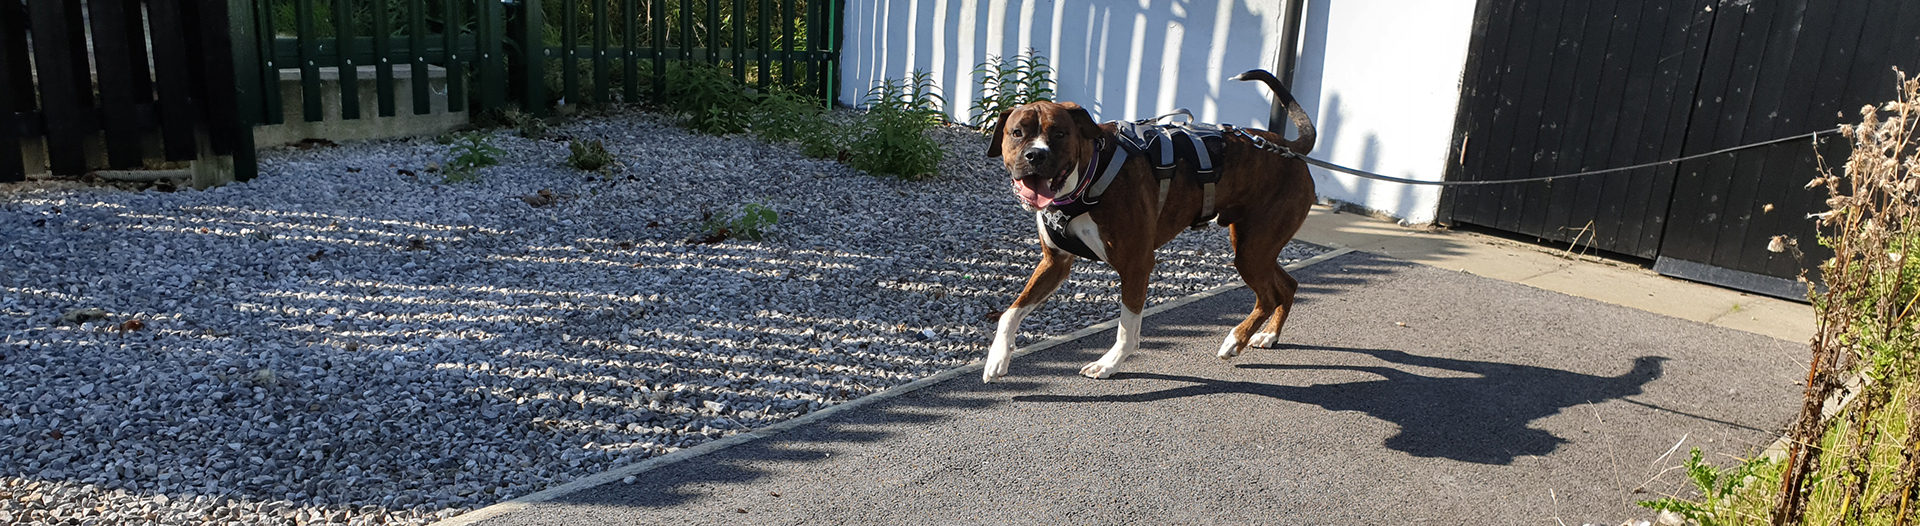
1768, 69, 1920, 526
848, 72, 946, 179
663, 63, 755, 134
1643, 70, 1920, 526
969, 48, 1055, 129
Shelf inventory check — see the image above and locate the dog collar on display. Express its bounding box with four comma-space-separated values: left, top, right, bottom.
1048, 137, 1128, 210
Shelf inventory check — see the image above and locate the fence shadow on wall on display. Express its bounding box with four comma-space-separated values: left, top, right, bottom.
841, 0, 1288, 129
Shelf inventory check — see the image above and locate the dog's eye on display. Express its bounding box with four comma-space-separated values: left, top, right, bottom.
1051, 131, 1066, 140
1010, 128, 1024, 138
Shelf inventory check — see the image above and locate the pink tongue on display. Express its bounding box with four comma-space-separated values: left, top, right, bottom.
1016, 178, 1055, 208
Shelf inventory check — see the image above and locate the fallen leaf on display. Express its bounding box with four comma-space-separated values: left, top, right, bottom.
522, 189, 557, 207
287, 138, 338, 149
116, 319, 145, 333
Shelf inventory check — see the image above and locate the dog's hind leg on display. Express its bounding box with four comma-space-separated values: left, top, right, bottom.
1250, 268, 1300, 348
985, 246, 1075, 383
1219, 246, 1280, 359
1081, 252, 1153, 379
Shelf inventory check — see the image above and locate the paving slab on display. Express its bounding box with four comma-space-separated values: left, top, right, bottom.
463, 251, 1803, 526
1293, 206, 1817, 343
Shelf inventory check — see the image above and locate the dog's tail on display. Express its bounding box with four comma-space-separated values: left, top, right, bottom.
1232, 69, 1316, 155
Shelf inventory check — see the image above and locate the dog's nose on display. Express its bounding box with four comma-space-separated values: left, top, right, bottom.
1023, 148, 1049, 164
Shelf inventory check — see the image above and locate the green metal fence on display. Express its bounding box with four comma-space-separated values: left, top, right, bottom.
231, 0, 841, 126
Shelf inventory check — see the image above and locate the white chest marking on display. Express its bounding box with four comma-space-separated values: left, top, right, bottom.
1068, 214, 1108, 262
1034, 211, 1109, 262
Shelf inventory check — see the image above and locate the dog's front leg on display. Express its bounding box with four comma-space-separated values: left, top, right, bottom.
984, 246, 1075, 382
1080, 252, 1152, 379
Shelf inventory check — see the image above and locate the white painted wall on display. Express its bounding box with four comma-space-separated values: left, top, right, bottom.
838, 0, 1478, 224
1290, 0, 1477, 224
839, 0, 1291, 128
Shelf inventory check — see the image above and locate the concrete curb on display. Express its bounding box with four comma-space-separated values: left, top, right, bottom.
435, 247, 1357, 526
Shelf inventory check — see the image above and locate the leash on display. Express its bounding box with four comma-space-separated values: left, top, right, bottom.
1239, 126, 1844, 186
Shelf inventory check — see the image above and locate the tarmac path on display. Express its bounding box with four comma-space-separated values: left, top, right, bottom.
465, 251, 1804, 525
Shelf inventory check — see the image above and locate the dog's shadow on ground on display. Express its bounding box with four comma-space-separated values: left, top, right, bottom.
1015, 344, 1668, 465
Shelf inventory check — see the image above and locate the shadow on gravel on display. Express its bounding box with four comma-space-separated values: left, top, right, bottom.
1016, 345, 1666, 465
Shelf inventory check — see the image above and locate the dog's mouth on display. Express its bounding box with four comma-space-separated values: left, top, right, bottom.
1012, 166, 1076, 209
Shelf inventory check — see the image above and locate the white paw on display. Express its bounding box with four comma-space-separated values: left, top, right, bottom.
1217, 335, 1245, 360
1248, 332, 1278, 348
1079, 361, 1118, 379
982, 358, 1009, 383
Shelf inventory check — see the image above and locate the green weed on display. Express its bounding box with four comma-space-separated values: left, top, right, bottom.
663, 63, 755, 134
1638, 449, 1775, 526
444, 133, 504, 182
566, 139, 614, 172
969, 48, 1054, 130
697, 203, 779, 243
846, 71, 946, 179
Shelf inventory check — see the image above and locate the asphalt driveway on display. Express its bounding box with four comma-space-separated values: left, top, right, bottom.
464, 251, 1805, 525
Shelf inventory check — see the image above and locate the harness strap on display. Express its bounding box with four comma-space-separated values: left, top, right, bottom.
1157, 179, 1172, 214
1085, 147, 1128, 202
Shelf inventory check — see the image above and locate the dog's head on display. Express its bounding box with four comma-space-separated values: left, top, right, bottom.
986, 101, 1104, 210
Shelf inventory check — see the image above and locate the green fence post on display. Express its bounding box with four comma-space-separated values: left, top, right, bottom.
807, 0, 819, 104
653, 0, 667, 101
409, 0, 430, 113
512, 0, 547, 115
730, 0, 742, 82
442, 0, 467, 112
487, 0, 506, 110
296, 0, 321, 121
622, 0, 636, 103
255, 0, 285, 125
333, 0, 360, 119
562, 0, 578, 105
826, 0, 838, 106
371, 0, 395, 116
594, 0, 609, 103
780, 0, 791, 87
482, 0, 506, 112
705, 0, 717, 66
756, 0, 767, 89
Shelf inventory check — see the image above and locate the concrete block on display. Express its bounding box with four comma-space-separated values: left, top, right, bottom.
253, 64, 470, 146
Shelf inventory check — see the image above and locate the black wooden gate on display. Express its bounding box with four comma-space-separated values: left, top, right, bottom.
1440, 0, 1920, 299
1, 0, 258, 182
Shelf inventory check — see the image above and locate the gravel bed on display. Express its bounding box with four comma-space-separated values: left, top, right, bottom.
0, 109, 1326, 525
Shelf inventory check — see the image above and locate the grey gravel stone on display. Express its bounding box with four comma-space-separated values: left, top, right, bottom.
0, 108, 1325, 525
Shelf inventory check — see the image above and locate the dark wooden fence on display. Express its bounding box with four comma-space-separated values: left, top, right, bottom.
4, 0, 842, 179
1, 0, 257, 182
1441, 0, 1920, 298
241, 0, 842, 125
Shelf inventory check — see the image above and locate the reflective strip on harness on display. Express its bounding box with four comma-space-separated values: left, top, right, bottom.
1186, 131, 1213, 173
1084, 147, 1129, 203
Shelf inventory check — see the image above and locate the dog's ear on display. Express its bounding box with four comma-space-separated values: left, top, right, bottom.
1060, 102, 1102, 141
986, 109, 1013, 158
